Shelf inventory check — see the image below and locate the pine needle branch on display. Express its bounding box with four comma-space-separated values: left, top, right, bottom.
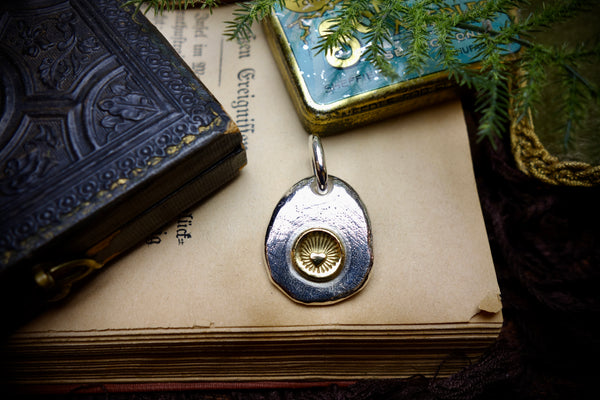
224, 0, 281, 41
312, 0, 372, 55
361, 0, 403, 79
123, 0, 220, 15
128, 0, 599, 148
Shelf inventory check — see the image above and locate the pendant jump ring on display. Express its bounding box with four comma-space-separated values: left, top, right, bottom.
310, 135, 328, 194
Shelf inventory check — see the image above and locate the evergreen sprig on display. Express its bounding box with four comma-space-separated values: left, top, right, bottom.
354, 1, 399, 78
223, 0, 282, 41
313, 0, 372, 52
127, 0, 599, 148
123, 0, 220, 14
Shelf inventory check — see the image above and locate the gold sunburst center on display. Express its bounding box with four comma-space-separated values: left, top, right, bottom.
292, 229, 344, 281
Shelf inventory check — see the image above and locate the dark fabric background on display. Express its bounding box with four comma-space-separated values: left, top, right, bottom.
12, 96, 600, 399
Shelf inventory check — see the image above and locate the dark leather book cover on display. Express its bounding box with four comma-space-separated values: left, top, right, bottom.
0, 0, 246, 332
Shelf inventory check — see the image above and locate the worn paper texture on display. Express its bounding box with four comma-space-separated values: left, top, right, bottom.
20, 5, 500, 334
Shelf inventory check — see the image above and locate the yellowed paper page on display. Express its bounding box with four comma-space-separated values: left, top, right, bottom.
19, 4, 500, 334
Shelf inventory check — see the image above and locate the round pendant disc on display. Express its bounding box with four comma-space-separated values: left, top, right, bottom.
292, 228, 345, 281
265, 176, 372, 305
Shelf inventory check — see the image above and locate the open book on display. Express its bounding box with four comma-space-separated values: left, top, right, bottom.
4, 3, 501, 385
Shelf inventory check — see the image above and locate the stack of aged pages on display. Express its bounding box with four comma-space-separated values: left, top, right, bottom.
3, 4, 502, 385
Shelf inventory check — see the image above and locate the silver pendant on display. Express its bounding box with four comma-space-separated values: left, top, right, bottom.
265, 135, 373, 305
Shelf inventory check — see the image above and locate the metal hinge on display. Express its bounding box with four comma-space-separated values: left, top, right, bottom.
33, 259, 103, 301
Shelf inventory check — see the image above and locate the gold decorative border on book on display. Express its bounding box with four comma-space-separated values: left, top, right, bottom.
510, 110, 600, 187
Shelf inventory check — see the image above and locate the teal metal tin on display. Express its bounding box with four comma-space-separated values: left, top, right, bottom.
263, 0, 521, 134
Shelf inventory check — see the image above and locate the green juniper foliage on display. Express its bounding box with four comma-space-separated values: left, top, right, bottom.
223, 0, 285, 43
123, 0, 220, 14
127, 0, 599, 150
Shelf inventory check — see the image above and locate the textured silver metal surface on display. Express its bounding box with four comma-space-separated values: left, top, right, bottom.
265, 176, 373, 305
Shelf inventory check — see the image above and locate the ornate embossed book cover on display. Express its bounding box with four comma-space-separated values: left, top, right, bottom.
0, 0, 246, 331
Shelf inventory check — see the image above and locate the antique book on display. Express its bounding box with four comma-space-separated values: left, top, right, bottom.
0, 0, 246, 332
2, 4, 502, 387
